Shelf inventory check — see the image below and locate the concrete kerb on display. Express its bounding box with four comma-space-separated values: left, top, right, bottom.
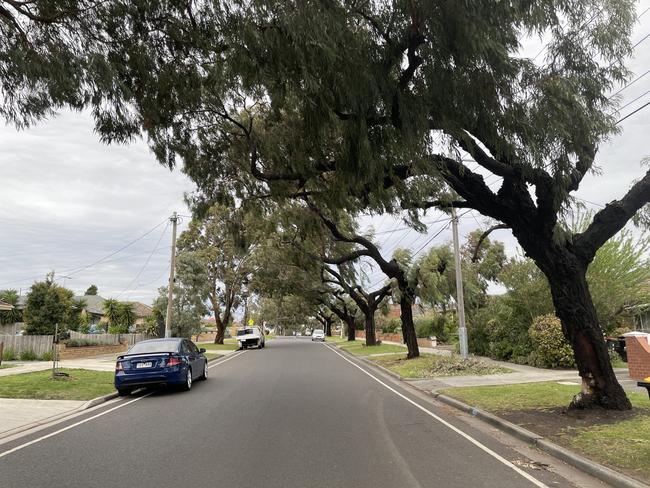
331, 343, 650, 488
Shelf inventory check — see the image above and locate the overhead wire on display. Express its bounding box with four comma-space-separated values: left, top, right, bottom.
116, 222, 170, 298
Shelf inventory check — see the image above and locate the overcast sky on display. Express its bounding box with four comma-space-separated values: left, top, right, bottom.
1, 2, 649, 305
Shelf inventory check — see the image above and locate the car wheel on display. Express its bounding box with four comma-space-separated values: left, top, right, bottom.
181, 368, 192, 391
199, 361, 208, 381
117, 388, 131, 397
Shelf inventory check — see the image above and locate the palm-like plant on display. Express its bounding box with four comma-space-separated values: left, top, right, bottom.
103, 298, 120, 331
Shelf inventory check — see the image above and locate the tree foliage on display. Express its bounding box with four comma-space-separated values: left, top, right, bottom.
23, 274, 74, 335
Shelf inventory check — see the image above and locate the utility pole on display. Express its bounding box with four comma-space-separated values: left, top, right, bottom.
164, 212, 178, 338
451, 208, 469, 359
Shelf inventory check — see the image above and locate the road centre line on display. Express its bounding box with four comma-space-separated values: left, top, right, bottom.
324, 344, 549, 488
0, 350, 247, 459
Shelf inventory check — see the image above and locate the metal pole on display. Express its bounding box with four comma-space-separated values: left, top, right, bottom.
164, 212, 178, 338
451, 208, 469, 359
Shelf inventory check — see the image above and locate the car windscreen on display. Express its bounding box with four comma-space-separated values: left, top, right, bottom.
313, 329, 324, 334
237, 329, 254, 336
128, 341, 179, 354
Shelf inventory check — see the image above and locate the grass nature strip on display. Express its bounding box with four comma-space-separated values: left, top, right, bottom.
0, 369, 115, 401
441, 382, 650, 482
371, 353, 513, 378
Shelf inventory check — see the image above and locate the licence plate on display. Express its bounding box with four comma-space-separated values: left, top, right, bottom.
136, 361, 153, 369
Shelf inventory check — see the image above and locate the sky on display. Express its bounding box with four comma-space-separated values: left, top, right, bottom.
1, 1, 649, 305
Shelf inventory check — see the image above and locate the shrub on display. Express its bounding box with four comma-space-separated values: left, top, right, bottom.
380, 319, 401, 334
19, 349, 38, 361
40, 351, 53, 361
66, 339, 104, 347
2, 348, 16, 361
414, 314, 450, 341
528, 315, 575, 368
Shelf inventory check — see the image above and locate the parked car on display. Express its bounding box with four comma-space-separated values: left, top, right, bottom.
114, 338, 208, 396
311, 329, 325, 342
236, 326, 265, 349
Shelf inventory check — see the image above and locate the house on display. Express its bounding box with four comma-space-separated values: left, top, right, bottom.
78, 294, 106, 325
126, 301, 153, 326
0, 300, 13, 311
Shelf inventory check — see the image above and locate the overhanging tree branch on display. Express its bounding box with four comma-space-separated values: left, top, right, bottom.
575, 168, 650, 263
471, 224, 509, 262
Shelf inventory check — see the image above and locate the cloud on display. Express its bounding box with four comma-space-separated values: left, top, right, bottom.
0, 111, 194, 304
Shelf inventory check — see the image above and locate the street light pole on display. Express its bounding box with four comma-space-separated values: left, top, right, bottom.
164, 212, 178, 338
451, 208, 469, 359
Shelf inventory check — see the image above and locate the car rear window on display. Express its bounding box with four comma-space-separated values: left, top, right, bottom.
128, 341, 179, 354
237, 329, 254, 336
313, 329, 324, 334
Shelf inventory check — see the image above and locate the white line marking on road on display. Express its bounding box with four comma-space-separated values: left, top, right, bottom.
208, 350, 246, 369
0, 351, 247, 459
0, 393, 154, 459
324, 345, 549, 488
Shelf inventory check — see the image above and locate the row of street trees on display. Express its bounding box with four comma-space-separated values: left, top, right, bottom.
2, 0, 649, 410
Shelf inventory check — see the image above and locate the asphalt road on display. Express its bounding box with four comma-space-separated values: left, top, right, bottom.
0, 338, 582, 488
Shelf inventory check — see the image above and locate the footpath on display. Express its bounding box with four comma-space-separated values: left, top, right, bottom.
379, 340, 643, 394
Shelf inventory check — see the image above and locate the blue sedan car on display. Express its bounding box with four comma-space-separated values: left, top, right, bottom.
114, 338, 208, 396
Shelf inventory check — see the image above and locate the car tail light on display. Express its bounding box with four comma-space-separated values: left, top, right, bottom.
115, 361, 124, 372
167, 357, 182, 367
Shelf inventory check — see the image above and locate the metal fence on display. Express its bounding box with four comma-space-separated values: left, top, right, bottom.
0, 335, 53, 357
69, 331, 156, 346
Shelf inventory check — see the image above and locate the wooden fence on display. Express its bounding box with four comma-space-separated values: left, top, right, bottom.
0, 335, 53, 357
69, 331, 156, 346
0, 324, 20, 336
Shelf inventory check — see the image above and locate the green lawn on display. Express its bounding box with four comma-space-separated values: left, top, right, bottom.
197, 340, 238, 351
0, 364, 16, 369
441, 382, 650, 482
372, 354, 513, 379
204, 352, 222, 361
570, 416, 650, 481
440, 382, 650, 411
0, 369, 116, 400
338, 341, 407, 356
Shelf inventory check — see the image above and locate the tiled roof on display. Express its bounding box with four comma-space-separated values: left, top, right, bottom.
0, 300, 14, 311
126, 301, 153, 318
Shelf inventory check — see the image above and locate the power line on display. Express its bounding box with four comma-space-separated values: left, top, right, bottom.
0, 216, 171, 288
116, 222, 170, 298
609, 69, 650, 99
61, 218, 169, 277
616, 100, 650, 124
617, 89, 650, 112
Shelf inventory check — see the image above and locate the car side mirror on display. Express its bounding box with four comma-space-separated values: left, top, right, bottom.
199, 348, 206, 353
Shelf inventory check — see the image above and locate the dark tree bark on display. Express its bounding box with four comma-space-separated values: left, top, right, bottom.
431, 154, 650, 410
324, 298, 357, 341
527, 244, 631, 409
323, 266, 390, 348
398, 283, 419, 358
313, 204, 421, 358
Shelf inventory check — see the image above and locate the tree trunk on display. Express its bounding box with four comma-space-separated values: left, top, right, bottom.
325, 320, 332, 336
399, 289, 419, 359
214, 323, 225, 344
364, 312, 377, 346
346, 318, 356, 341
535, 253, 631, 410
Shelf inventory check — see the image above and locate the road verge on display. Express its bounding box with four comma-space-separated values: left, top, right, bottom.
329, 343, 649, 488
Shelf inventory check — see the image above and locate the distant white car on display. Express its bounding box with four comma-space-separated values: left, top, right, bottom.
311, 329, 325, 342
236, 326, 265, 349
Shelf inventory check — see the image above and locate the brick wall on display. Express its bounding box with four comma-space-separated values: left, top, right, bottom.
626, 335, 650, 380
58, 343, 127, 359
